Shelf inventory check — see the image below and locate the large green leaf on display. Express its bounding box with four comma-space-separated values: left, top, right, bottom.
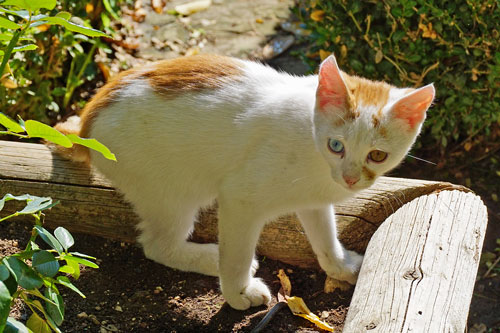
66, 134, 116, 161
4, 317, 31, 333
0, 112, 24, 133
44, 287, 64, 326
0, 265, 9, 280
54, 227, 74, 251
0, 281, 11, 332
40, 16, 108, 37
64, 255, 98, 269
32, 251, 59, 278
2, 257, 43, 290
24, 120, 72, 147
1, 0, 56, 11
0, 15, 20, 29
26, 312, 51, 333
18, 196, 54, 214
34, 226, 64, 254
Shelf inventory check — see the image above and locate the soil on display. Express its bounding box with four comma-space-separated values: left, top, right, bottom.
2, 0, 500, 332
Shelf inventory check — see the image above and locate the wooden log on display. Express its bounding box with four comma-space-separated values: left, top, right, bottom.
0, 141, 469, 268
343, 190, 487, 332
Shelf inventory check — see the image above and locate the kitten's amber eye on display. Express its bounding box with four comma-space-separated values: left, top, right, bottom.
368, 150, 387, 163
328, 139, 345, 155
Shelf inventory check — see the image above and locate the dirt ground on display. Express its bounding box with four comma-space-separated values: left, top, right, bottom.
2, 0, 500, 332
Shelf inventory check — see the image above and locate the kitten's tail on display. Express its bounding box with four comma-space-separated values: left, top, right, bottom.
51, 115, 91, 164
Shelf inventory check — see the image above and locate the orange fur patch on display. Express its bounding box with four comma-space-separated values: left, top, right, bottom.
79, 55, 242, 140
145, 55, 243, 96
362, 166, 376, 181
343, 74, 392, 126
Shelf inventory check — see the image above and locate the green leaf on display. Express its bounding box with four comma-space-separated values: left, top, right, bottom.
0, 281, 11, 332
2, 257, 43, 290
34, 226, 64, 254
26, 312, 51, 333
57, 265, 74, 274
40, 17, 108, 37
12, 44, 38, 52
102, 0, 119, 20
0, 265, 9, 280
54, 227, 74, 251
64, 255, 98, 269
4, 317, 31, 333
44, 287, 64, 326
32, 251, 59, 278
24, 120, 72, 147
0, 15, 20, 29
0, 112, 24, 133
55, 11, 71, 20
18, 196, 53, 214
69, 252, 96, 260
56, 276, 85, 298
65, 259, 80, 279
66, 134, 116, 161
1, 0, 56, 11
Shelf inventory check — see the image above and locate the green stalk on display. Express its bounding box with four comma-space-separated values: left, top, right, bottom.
0, 30, 22, 76
63, 42, 98, 108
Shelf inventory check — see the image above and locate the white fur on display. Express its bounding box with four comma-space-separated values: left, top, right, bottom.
86, 58, 427, 310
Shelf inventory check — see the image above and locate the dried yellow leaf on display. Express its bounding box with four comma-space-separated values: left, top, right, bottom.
375, 49, 383, 64
85, 3, 94, 14
464, 142, 472, 151
277, 269, 292, 296
287, 296, 334, 332
324, 276, 351, 293
310, 10, 325, 22
1, 77, 17, 89
340, 45, 347, 58
255, 18, 263, 24
319, 49, 331, 61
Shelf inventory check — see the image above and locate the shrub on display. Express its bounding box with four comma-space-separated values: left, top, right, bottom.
294, 0, 500, 156
0, 0, 123, 124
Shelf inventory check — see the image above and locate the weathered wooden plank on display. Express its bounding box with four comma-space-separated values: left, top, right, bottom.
0, 140, 468, 268
343, 190, 487, 332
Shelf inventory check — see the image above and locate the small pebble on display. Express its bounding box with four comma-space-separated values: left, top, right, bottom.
77, 312, 88, 319
114, 305, 123, 312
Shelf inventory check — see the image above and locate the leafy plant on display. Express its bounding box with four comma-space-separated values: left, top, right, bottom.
0, 0, 123, 123
0, 1, 117, 331
0, 194, 99, 333
293, 0, 500, 157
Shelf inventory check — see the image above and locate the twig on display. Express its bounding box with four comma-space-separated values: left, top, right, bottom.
250, 302, 288, 333
483, 255, 500, 279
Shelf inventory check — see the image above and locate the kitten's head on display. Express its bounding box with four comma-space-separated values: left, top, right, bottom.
313, 54, 435, 192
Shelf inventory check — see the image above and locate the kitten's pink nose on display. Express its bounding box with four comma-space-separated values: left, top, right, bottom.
343, 175, 360, 186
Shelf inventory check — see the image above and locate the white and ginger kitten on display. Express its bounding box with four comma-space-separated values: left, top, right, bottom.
55, 54, 435, 310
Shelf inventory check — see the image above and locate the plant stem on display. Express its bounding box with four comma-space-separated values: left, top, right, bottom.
63, 41, 99, 108
0, 30, 22, 76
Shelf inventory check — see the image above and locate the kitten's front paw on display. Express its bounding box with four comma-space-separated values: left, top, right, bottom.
321, 250, 364, 285
223, 278, 271, 310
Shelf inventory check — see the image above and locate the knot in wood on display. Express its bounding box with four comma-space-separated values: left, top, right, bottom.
365, 322, 377, 330
403, 269, 422, 280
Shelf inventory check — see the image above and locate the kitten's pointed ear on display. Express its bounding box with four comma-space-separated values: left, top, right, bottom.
316, 54, 349, 111
391, 84, 435, 130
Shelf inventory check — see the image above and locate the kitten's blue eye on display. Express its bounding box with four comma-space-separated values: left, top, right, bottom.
328, 139, 344, 155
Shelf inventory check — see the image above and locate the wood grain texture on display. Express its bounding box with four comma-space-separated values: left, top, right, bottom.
343, 190, 487, 332
0, 141, 469, 268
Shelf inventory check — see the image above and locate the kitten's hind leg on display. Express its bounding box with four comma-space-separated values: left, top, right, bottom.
297, 205, 363, 284
136, 203, 219, 277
